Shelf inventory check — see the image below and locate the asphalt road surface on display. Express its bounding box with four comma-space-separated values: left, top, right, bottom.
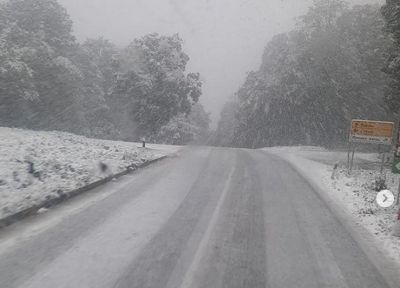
0, 147, 392, 288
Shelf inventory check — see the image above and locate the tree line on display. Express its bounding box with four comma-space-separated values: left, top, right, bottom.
0, 0, 210, 144
215, 0, 400, 149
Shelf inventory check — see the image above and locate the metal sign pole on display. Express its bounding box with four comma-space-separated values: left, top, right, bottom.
380, 150, 386, 176
350, 145, 356, 174
347, 143, 351, 170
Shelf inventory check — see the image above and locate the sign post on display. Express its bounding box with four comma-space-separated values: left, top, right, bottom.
378, 145, 386, 176
347, 141, 353, 170
350, 145, 356, 174
348, 120, 394, 175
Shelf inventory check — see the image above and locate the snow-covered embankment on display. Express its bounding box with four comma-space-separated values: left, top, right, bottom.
0, 127, 180, 222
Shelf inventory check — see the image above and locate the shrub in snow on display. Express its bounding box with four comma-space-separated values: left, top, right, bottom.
372, 178, 387, 192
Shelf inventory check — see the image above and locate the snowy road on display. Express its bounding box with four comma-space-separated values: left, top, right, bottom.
0, 147, 392, 288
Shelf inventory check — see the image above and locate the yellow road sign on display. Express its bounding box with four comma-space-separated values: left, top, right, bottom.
350, 120, 394, 145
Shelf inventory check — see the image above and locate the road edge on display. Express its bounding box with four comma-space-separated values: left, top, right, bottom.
0, 155, 168, 229
265, 151, 400, 288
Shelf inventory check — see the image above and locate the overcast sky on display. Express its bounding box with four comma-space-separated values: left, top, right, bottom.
58, 0, 383, 126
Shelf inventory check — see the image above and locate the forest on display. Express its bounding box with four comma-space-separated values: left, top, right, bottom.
0, 0, 211, 145
2, 0, 400, 149
215, 0, 400, 148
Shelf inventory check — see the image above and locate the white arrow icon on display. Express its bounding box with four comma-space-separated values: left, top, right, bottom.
376, 190, 395, 208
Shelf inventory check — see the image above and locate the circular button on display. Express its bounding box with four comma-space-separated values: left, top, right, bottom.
376, 190, 395, 208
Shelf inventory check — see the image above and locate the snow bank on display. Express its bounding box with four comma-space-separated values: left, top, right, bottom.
264, 147, 400, 267
0, 127, 180, 220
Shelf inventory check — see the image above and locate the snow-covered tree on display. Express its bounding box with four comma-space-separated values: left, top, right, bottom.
73, 38, 120, 138
221, 1, 392, 148
154, 103, 211, 145
382, 0, 400, 112
79, 38, 120, 95
0, 0, 83, 131
112, 33, 202, 138
0, 1, 205, 143
187, 102, 211, 142
214, 99, 239, 147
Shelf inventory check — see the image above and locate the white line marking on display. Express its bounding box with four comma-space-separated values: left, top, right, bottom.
179, 154, 237, 288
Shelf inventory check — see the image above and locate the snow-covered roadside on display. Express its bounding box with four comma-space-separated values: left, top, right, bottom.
0, 127, 181, 220
264, 147, 400, 270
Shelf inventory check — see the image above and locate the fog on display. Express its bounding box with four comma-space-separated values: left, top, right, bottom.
58, 0, 383, 126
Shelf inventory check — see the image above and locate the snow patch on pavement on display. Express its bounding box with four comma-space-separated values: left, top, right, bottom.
0, 127, 180, 220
